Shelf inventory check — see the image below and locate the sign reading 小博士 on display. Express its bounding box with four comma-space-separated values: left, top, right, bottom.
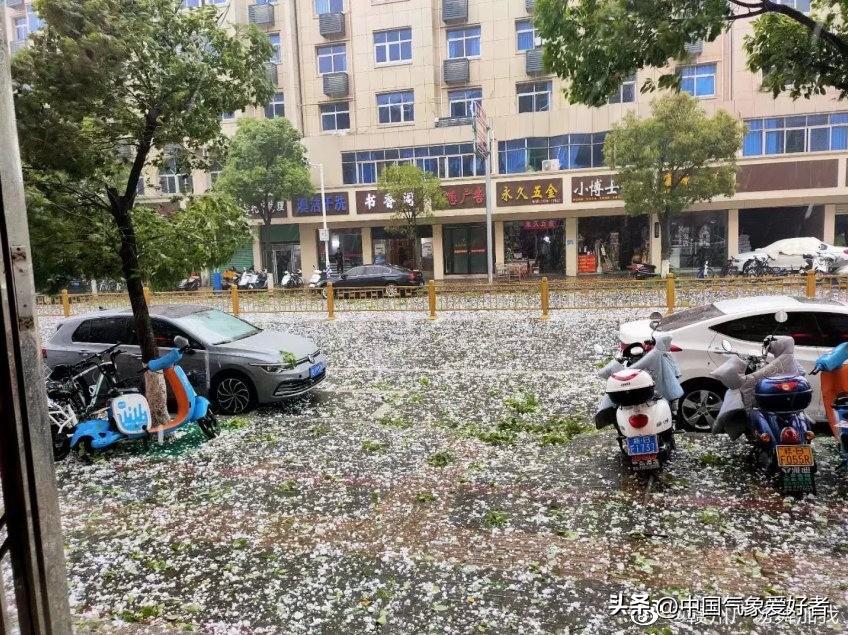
356, 183, 486, 214
571, 175, 622, 202
496, 178, 563, 207
293, 192, 350, 217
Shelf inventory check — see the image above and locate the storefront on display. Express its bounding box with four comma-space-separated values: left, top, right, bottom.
443, 223, 489, 275
738, 205, 824, 252
261, 225, 301, 284
669, 210, 727, 272
835, 213, 848, 247
316, 227, 363, 274
371, 226, 434, 276
577, 215, 649, 274
504, 220, 564, 275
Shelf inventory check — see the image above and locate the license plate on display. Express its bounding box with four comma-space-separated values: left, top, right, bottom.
626, 435, 658, 456
309, 363, 325, 379
776, 444, 815, 468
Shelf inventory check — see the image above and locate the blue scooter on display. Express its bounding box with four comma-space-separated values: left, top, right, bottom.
70, 336, 220, 452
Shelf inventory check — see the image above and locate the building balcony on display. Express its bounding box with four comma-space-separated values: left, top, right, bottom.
525, 48, 545, 75
323, 72, 349, 98
442, 0, 468, 23
684, 40, 703, 56
525, 0, 535, 12
248, 4, 274, 26
318, 12, 345, 38
443, 58, 470, 85
435, 116, 472, 128
265, 62, 278, 85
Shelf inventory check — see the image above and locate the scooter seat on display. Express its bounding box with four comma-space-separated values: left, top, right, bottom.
833, 394, 848, 408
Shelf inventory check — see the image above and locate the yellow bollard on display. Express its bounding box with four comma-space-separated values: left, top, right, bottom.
540, 276, 550, 320
60, 288, 70, 318
806, 269, 816, 299
666, 272, 676, 314
143, 286, 152, 305
326, 281, 335, 320
230, 283, 239, 316
427, 279, 437, 320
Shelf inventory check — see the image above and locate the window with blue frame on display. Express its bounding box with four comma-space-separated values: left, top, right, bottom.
743, 112, 848, 156
447, 26, 481, 59
317, 44, 346, 74
269, 33, 282, 63
515, 19, 538, 52
374, 28, 412, 64
608, 74, 636, 104
448, 88, 482, 118
680, 63, 716, 98
517, 81, 551, 113
775, 0, 810, 12
320, 102, 350, 131
341, 144, 486, 184
377, 91, 414, 124
497, 134, 607, 174
315, 0, 343, 13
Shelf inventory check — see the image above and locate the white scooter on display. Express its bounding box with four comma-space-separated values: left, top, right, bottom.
594, 312, 683, 472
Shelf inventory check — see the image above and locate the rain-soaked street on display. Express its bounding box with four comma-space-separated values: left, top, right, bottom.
53, 311, 848, 633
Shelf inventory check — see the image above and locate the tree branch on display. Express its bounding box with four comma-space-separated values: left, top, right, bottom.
762, 0, 848, 58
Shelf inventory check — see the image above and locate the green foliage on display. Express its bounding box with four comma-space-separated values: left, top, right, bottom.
221, 416, 251, 431
362, 439, 387, 453
415, 491, 436, 503
504, 391, 539, 414
215, 117, 312, 229
604, 94, 742, 258
376, 164, 447, 270
536, 0, 848, 105
483, 509, 509, 528
426, 450, 455, 468
378, 414, 412, 429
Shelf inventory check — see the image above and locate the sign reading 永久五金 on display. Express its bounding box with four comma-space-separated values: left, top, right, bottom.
571, 175, 622, 202
496, 178, 563, 207
356, 183, 486, 214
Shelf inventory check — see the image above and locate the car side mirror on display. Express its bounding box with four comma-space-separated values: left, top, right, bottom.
174, 335, 189, 349
721, 339, 733, 352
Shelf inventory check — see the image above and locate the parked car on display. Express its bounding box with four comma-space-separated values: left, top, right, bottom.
312, 264, 424, 297
732, 237, 848, 274
618, 295, 848, 431
43, 305, 327, 415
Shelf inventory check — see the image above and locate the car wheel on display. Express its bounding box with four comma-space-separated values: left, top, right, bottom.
384, 283, 399, 298
678, 381, 725, 432
213, 373, 256, 415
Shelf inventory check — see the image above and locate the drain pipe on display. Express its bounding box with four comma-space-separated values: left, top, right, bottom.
290, 0, 306, 134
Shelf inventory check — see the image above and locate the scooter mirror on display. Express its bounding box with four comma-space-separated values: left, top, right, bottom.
174, 335, 189, 349
649, 311, 663, 322
592, 344, 604, 354
721, 339, 733, 352
630, 346, 644, 357
774, 310, 788, 324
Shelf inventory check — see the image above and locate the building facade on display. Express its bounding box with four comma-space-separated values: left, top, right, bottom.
9, 0, 848, 280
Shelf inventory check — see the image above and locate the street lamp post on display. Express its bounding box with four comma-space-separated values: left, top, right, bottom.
309, 162, 330, 272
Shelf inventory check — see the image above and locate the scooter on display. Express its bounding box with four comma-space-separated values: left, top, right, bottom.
711, 312, 816, 495
69, 336, 220, 452
595, 312, 683, 472
627, 263, 658, 280
697, 260, 712, 279
177, 273, 201, 291
308, 266, 331, 290
237, 268, 268, 290
812, 342, 848, 466
802, 252, 835, 274
280, 268, 303, 288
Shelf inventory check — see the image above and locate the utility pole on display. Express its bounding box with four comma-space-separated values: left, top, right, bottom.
311, 162, 330, 272
473, 103, 493, 284
0, 26, 73, 635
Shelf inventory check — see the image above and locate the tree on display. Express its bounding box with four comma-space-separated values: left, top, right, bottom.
604, 94, 743, 266
214, 118, 312, 270
376, 164, 447, 270
535, 0, 848, 106
13, 0, 272, 419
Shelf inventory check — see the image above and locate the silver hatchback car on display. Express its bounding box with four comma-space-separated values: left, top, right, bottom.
43, 305, 327, 414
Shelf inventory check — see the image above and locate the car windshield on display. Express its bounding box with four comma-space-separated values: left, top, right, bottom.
174, 309, 260, 344
655, 303, 725, 331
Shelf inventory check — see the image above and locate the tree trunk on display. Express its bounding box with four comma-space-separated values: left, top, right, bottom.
261, 220, 271, 271
408, 222, 422, 271
660, 211, 672, 261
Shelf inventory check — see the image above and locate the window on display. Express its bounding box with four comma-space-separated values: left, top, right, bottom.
151, 320, 194, 349
498, 133, 607, 174
775, 0, 810, 12
221, 111, 235, 121
448, 88, 482, 119
608, 74, 636, 104
264, 92, 285, 118
711, 312, 822, 347
815, 313, 848, 348
315, 0, 343, 13
680, 63, 716, 98
14, 17, 27, 42
340, 143, 486, 184
743, 112, 848, 156
182, 0, 202, 7
320, 102, 350, 131
317, 44, 346, 74
377, 91, 414, 124
136, 179, 146, 196
374, 28, 412, 64
208, 164, 221, 188
72, 318, 132, 344
269, 33, 281, 63
515, 19, 538, 52
26, 4, 43, 32
447, 26, 481, 59
517, 81, 551, 113
159, 158, 193, 195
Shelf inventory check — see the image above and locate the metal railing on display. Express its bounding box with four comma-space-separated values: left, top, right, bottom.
38, 271, 831, 321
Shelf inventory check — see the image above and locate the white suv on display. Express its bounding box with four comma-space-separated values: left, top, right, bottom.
619, 295, 848, 431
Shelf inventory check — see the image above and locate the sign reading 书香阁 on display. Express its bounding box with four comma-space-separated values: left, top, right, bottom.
293, 192, 350, 216
571, 175, 622, 202
356, 183, 486, 214
496, 178, 563, 207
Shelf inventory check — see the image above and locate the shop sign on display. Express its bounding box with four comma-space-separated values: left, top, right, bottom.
522, 220, 559, 231
248, 200, 286, 218
496, 178, 563, 207
356, 184, 485, 214
571, 175, 621, 202
293, 192, 350, 217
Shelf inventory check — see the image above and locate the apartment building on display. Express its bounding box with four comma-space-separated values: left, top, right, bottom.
9, 0, 848, 280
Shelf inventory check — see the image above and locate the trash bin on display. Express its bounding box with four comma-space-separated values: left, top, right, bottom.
212, 271, 222, 291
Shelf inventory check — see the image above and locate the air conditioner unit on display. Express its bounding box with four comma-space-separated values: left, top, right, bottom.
534, 35, 543, 48
541, 159, 560, 172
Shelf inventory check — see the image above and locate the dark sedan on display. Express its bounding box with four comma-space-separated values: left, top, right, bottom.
316, 264, 424, 297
